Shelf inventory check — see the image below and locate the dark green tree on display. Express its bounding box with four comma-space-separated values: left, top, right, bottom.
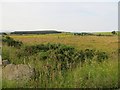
111, 31, 116, 35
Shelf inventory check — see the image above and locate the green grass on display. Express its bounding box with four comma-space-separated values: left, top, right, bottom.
69, 60, 118, 88
2, 59, 118, 88
2, 34, 119, 88
94, 31, 119, 36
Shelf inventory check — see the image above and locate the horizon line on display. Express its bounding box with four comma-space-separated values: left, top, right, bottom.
0, 29, 118, 33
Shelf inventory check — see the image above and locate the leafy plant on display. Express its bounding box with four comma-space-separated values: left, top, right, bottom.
96, 51, 108, 62
2, 36, 23, 48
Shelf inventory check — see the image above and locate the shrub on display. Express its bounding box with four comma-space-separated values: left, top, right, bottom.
111, 31, 117, 35
96, 51, 108, 62
39, 52, 48, 60
84, 49, 95, 60
2, 36, 23, 48
16, 43, 109, 71
74, 50, 85, 63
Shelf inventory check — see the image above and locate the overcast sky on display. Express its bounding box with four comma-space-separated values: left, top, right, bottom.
1, 1, 118, 32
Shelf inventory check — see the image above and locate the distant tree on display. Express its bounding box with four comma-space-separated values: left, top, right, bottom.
2, 33, 7, 35
111, 31, 116, 35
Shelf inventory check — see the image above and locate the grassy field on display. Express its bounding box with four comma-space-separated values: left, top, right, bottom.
2, 33, 119, 88
10, 33, 118, 52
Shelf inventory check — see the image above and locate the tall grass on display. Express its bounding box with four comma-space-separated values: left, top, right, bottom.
2, 59, 118, 88
2, 34, 118, 88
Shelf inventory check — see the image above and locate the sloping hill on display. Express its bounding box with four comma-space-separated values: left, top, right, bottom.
10, 30, 62, 34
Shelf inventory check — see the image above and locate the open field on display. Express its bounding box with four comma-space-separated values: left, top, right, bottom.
10, 33, 118, 52
2, 33, 119, 88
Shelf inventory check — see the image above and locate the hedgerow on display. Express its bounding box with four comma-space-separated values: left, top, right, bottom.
2, 36, 23, 48
15, 43, 109, 70
2, 36, 109, 70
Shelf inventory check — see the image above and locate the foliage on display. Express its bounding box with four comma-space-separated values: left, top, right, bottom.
2, 34, 118, 88
2, 58, 118, 88
111, 31, 116, 35
14, 43, 109, 71
96, 51, 108, 62
2, 36, 23, 48
74, 33, 94, 36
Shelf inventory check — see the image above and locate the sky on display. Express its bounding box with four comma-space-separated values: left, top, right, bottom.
0, 0, 118, 32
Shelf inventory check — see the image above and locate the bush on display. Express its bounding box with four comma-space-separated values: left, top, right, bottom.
39, 52, 48, 60
74, 50, 85, 63
16, 43, 109, 71
2, 36, 23, 48
4, 42, 109, 71
96, 51, 108, 62
84, 49, 95, 60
